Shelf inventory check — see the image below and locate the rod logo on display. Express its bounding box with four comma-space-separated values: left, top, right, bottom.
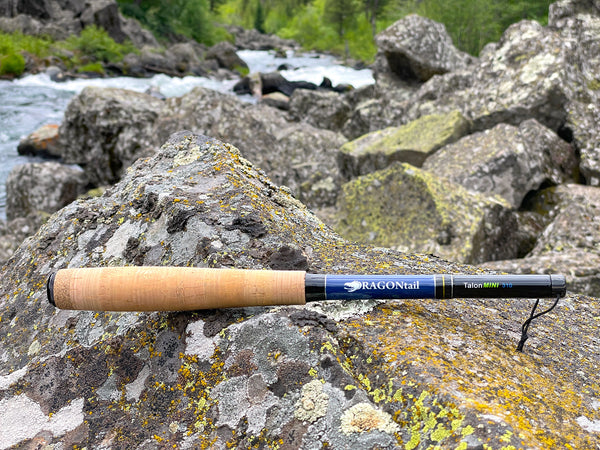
344, 281, 362, 293
343, 280, 420, 292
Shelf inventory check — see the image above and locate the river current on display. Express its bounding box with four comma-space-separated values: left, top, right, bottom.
0, 50, 373, 219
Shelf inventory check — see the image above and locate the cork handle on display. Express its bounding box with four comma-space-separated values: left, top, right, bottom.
49, 267, 306, 311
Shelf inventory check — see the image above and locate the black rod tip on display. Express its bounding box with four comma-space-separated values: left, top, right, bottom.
47, 272, 56, 307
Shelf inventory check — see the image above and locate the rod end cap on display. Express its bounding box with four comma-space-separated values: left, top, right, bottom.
551, 274, 567, 298
47, 272, 56, 307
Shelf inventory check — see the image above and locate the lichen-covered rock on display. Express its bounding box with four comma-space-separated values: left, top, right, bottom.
154, 87, 346, 208
5, 162, 88, 221
373, 14, 474, 87
334, 162, 519, 264
0, 132, 599, 449
422, 119, 579, 208
58, 86, 166, 186
338, 111, 470, 180
482, 183, 600, 296
548, 1, 600, 184
288, 88, 352, 132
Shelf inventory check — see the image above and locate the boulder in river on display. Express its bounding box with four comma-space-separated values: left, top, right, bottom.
58, 86, 166, 186
17, 124, 62, 159
334, 162, 519, 264
0, 132, 598, 449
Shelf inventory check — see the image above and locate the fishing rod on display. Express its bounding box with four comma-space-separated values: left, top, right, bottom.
47, 267, 566, 352
47, 267, 566, 311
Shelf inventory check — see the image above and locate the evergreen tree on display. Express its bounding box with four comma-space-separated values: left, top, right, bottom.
324, 0, 360, 38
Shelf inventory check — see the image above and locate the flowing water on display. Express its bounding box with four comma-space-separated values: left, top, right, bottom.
0, 50, 374, 219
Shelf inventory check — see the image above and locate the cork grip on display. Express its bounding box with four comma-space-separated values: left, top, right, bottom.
49, 267, 307, 311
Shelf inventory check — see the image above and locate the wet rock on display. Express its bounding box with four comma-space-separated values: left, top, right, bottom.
338, 111, 470, 180
206, 41, 249, 73
58, 86, 166, 185
288, 89, 352, 132
334, 162, 519, 264
0, 132, 598, 449
5, 162, 88, 221
482, 184, 600, 296
17, 123, 62, 159
423, 119, 579, 208
373, 14, 474, 88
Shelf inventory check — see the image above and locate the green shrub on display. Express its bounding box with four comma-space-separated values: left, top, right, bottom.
77, 62, 105, 74
64, 25, 137, 63
0, 52, 26, 76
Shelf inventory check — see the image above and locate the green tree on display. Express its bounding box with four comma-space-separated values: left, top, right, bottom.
324, 0, 361, 38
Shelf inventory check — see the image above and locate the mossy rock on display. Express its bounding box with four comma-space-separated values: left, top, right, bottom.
337, 110, 470, 180
335, 162, 518, 264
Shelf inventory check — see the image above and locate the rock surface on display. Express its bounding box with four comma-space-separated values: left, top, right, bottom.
0, 0, 157, 46
423, 119, 579, 208
373, 14, 474, 86
338, 111, 470, 180
0, 132, 598, 449
17, 124, 62, 159
335, 162, 519, 264
58, 86, 166, 185
482, 184, 600, 296
5, 162, 88, 221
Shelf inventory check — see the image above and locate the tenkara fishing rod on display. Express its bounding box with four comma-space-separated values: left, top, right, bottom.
47, 267, 566, 351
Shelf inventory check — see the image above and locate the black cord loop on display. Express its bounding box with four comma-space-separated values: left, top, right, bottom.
516, 294, 561, 352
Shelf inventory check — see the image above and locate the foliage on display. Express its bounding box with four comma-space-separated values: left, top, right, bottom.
0, 31, 52, 58
0, 52, 26, 76
218, 0, 554, 60
116, 0, 226, 45
77, 63, 106, 75
64, 25, 137, 63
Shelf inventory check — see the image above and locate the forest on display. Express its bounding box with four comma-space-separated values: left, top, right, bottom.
116, 0, 555, 61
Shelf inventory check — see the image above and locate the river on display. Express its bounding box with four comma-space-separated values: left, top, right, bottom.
0, 50, 373, 219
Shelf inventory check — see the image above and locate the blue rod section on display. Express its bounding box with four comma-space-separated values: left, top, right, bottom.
304, 274, 566, 301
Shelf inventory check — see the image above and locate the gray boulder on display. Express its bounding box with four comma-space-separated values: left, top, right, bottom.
0, 215, 45, 265
334, 162, 519, 264
482, 183, 600, 296
373, 14, 474, 87
0, 0, 157, 47
338, 111, 470, 180
5, 162, 88, 221
206, 41, 249, 73
288, 89, 352, 132
153, 87, 346, 208
402, 11, 599, 188
1, 132, 598, 449
58, 86, 166, 185
423, 119, 579, 208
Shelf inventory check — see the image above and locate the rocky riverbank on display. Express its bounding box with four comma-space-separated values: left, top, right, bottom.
0, 1, 600, 447
4, 0, 599, 296
0, 0, 297, 81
